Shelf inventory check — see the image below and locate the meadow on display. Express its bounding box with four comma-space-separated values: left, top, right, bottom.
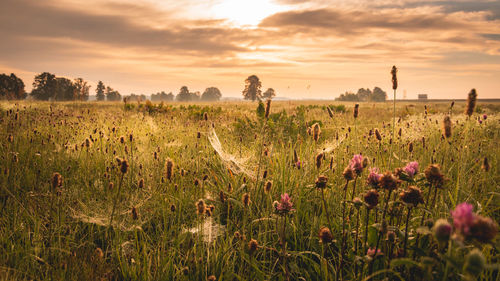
0, 99, 499, 280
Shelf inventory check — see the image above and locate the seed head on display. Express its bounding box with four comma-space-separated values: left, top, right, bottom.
343, 167, 354, 181
378, 171, 399, 191
364, 189, 379, 209
391, 65, 398, 90
465, 89, 477, 117
165, 159, 174, 180
196, 199, 206, 216
51, 172, 63, 190
315, 175, 328, 189
242, 193, 251, 207
424, 164, 445, 188
248, 239, 259, 254
312, 123, 321, 142
442, 116, 452, 138
264, 181, 273, 193
120, 160, 129, 174
319, 227, 333, 244
265, 99, 271, 119
399, 186, 424, 207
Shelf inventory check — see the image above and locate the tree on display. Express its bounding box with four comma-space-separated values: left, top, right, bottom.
262, 88, 276, 100
356, 88, 372, 101
54, 77, 76, 101
242, 75, 262, 101
105, 86, 121, 101
0, 73, 26, 100
176, 86, 191, 101
73, 78, 90, 101
201, 87, 222, 101
151, 91, 174, 101
371, 87, 387, 102
31, 72, 57, 100
95, 81, 105, 101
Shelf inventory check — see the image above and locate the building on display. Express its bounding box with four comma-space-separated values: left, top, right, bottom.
418, 94, 428, 101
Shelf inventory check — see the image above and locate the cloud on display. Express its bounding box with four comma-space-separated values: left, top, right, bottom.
0, 0, 248, 55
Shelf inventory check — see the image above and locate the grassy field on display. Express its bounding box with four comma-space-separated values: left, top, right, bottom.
0, 100, 499, 280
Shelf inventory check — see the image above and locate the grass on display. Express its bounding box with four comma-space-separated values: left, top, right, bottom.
0, 100, 498, 280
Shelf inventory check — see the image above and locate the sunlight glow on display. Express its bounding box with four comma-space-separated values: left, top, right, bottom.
210, 0, 287, 27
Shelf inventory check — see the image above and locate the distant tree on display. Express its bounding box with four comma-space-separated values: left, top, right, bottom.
262, 88, 276, 100
0, 73, 26, 100
242, 75, 262, 101
105, 86, 121, 101
53, 77, 76, 101
176, 86, 191, 101
95, 81, 105, 101
371, 87, 387, 102
127, 93, 146, 102
73, 78, 90, 101
151, 91, 174, 101
336, 91, 358, 101
201, 87, 222, 101
336, 87, 387, 102
31, 72, 57, 100
356, 88, 372, 101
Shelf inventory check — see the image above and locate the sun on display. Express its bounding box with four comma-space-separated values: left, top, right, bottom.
210, 0, 287, 27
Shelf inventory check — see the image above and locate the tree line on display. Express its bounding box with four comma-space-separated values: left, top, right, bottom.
0, 72, 225, 102
335, 87, 387, 102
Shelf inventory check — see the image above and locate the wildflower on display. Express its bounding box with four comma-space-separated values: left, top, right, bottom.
433, 219, 452, 243
403, 161, 419, 178
349, 154, 365, 175
319, 227, 334, 244
248, 239, 259, 253
469, 216, 498, 243
465, 89, 477, 117
275, 193, 294, 215
364, 189, 379, 209
378, 172, 399, 191
424, 164, 445, 188
353, 104, 359, 119
315, 175, 328, 189
464, 249, 485, 276
138, 178, 144, 189
399, 186, 424, 207
367, 247, 383, 258
343, 167, 354, 181
366, 168, 382, 187
375, 129, 382, 141
482, 114, 487, 120
451, 203, 475, 236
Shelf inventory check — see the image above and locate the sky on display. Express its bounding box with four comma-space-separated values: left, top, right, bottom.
1, 0, 500, 99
